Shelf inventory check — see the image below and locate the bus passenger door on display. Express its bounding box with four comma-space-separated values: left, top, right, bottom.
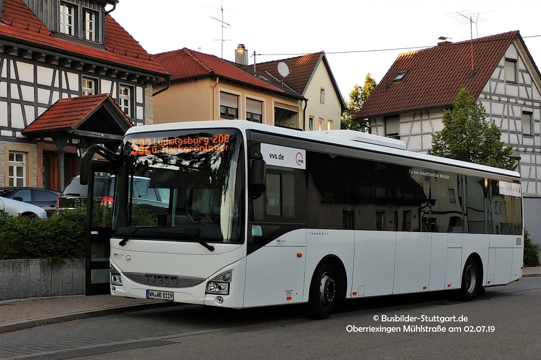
244, 166, 307, 307
85, 160, 117, 295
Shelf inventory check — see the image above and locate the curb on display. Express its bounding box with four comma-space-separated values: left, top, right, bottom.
0, 302, 177, 334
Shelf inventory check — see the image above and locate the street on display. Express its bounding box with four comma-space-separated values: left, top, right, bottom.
1, 277, 541, 360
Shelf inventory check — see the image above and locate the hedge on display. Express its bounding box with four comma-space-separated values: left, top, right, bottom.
0, 203, 156, 263
524, 229, 540, 267
0, 206, 86, 263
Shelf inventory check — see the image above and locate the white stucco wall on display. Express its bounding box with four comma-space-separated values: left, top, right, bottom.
303, 59, 342, 131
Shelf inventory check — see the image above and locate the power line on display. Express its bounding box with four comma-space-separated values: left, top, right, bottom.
257, 45, 430, 57
255, 34, 541, 58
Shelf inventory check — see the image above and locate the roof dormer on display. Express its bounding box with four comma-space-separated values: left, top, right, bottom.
22, 0, 118, 46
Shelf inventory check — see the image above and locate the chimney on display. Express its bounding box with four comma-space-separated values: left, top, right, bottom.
437, 36, 452, 46
235, 44, 248, 65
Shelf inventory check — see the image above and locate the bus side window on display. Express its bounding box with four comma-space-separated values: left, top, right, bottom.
282, 173, 295, 217
266, 173, 281, 216
265, 172, 296, 218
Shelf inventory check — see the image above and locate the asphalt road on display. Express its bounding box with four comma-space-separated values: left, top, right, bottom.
2, 277, 541, 360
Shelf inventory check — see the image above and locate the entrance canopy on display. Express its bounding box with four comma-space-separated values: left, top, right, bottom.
22, 94, 132, 144
22, 94, 133, 189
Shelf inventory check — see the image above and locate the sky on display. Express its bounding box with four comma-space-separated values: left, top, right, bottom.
111, 0, 541, 102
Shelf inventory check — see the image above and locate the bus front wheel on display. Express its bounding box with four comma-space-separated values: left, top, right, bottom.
309, 262, 338, 320
459, 258, 481, 301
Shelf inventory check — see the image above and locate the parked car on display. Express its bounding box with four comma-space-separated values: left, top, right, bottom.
0, 187, 60, 214
0, 196, 47, 219
57, 175, 168, 211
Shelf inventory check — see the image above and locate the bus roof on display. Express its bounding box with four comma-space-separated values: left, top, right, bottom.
125, 120, 520, 179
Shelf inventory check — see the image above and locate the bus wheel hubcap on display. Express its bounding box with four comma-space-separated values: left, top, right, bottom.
465, 265, 476, 293
320, 273, 336, 306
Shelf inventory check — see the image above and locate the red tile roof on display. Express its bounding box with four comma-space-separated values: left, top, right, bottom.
0, 0, 168, 77
153, 48, 303, 98
254, 52, 346, 109
357, 31, 525, 118
227, 60, 304, 99
255, 52, 324, 95
22, 94, 132, 134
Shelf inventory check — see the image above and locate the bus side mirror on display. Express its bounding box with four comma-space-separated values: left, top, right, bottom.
249, 151, 266, 199
80, 144, 120, 185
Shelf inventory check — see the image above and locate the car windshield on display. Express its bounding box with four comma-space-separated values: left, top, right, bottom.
0, 188, 13, 197
63, 177, 112, 197
112, 128, 245, 244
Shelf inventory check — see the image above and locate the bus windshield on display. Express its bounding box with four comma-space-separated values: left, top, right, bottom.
113, 128, 244, 244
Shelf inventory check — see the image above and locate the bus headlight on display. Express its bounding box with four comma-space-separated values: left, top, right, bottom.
110, 265, 123, 286
206, 270, 232, 295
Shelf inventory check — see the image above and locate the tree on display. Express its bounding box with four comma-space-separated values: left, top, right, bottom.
360, 72, 377, 104
341, 84, 362, 130
341, 73, 377, 131
429, 87, 515, 170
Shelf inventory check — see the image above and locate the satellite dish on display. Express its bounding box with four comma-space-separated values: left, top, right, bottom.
277, 62, 289, 78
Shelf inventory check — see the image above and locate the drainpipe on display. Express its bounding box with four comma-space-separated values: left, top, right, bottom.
152, 75, 172, 96
211, 77, 220, 119
302, 98, 308, 130
105, 1, 118, 14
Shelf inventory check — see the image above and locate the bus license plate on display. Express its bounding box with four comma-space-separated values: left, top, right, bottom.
146, 290, 174, 301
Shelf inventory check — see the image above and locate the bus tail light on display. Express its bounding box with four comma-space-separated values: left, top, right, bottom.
206, 270, 232, 295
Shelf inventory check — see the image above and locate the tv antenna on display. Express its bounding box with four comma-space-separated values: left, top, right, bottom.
211, 4, 230, 58
455, 11, 483, 73
456, 11, 480, 38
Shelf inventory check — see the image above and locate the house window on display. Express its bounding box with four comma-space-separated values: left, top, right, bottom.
8, 152, 26, 187
327, 120, 333, 130
59, 3, 101, 43
394, 71, 408, 82
505, 59, 517, 83
220, 92, 238, 119
309, 116, 314, 130
119, 85, 133, 117
385, 115, 400, 139
320, 88, 325, 104
318, 118, 323, 131
246, 98, 262, 123
522, 111, 533, 135
83, 9, 98, 41
60, 2, 75, 36
82, 77, 96, 96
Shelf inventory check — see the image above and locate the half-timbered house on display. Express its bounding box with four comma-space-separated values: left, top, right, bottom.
356, 31, 541, 241
0, 0, 169, 190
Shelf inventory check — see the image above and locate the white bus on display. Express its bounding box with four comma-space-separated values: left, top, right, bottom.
81, 120, 523, 319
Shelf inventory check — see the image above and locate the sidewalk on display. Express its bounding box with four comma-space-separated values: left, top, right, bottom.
1, 267, 540, 334
0, 294, 175, 334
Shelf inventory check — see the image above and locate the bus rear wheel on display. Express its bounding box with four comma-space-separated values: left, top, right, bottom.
309, 262, 339, 319
459, 258, 481, 301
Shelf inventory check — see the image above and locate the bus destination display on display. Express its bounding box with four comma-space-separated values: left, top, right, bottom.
130, 134, 231, 155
